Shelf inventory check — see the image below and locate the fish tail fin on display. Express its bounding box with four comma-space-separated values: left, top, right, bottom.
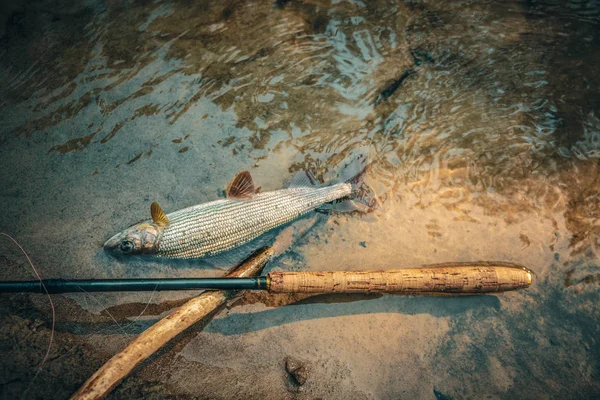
290, 156, 380, 213
346, 164, 379, 211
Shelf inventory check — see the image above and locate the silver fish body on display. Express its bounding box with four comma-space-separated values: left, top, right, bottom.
158, 184, 351, 259
104, 182, 352, 260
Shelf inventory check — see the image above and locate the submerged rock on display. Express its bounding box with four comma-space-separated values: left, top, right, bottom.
284, 356, 309, 386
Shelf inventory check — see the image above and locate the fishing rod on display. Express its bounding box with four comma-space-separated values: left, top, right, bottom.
0, 262, 532, 294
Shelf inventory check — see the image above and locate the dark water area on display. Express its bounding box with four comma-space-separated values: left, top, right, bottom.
0, 0, 599, 398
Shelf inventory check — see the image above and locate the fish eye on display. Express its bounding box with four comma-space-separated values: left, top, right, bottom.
120, 240, 134, 253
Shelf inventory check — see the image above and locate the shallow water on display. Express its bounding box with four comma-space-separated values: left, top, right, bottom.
0, 0, 599, 398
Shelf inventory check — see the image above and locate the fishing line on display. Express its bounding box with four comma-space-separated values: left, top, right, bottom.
71, 281, 161, 337
71, 284, 130, 337
122, 285, 158, 331
0, 232, 55, 400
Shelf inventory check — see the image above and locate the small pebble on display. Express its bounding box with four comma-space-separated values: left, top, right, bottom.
285, 356, 309, 386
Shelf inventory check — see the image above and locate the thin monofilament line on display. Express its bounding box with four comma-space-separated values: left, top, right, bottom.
0, 232, 55, 399
70, 284, 132, 337
122, 286, 158, 331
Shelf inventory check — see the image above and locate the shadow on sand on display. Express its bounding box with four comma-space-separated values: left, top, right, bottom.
53, 291, 502, 335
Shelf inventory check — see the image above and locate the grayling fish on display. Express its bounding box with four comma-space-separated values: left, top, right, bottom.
104, 170, 374, 260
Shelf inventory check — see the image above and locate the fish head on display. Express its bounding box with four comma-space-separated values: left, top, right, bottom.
104, 222, 162, 257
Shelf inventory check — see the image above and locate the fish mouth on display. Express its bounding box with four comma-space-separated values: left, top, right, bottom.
103, 233, 122, 255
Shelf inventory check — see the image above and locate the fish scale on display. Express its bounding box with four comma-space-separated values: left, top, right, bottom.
156, 183, 352, 259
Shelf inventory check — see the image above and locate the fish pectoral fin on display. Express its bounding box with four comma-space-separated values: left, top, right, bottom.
226, 171, 256, 200
151, 202, 170, 227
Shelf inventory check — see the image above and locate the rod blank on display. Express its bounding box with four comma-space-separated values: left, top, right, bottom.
0, 278, 268, 294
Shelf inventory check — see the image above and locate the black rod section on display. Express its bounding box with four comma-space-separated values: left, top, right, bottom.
0, 277, 269, 294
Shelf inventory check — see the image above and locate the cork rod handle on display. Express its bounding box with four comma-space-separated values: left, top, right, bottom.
267, 263, 532, 294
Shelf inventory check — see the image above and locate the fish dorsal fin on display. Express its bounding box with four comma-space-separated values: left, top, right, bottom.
227, 171, 255, 200
151, 202, 170, 227
288, 170, 318, 188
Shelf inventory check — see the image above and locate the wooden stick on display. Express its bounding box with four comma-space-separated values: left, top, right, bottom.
267, 262, 532, 294
70, 247, 273, 400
